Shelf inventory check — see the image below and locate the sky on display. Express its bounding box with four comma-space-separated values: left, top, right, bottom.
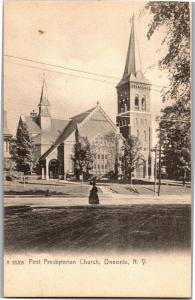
4, 0, 169, 142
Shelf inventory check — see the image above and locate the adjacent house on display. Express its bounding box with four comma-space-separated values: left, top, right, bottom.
3, 111, 12, 178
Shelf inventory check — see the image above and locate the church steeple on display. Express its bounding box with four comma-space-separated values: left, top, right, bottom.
123, 15, 137, 78
116, 16, 153, 179
117, 16, 150, 88
38, 78, 51, 117
38, 78, 51, 132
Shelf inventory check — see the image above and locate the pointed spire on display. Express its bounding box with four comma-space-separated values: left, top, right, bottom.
38, 77, 51, 117
123, 15, 142, 80
39, 76, 50, 107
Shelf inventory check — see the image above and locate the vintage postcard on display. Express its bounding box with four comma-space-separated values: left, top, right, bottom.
3, 0, 192, 297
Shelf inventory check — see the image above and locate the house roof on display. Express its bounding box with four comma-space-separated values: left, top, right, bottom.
40, 106, 96, 160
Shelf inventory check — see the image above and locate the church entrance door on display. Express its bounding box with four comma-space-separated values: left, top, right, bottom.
136, 160, 146, 179
49, 159, 60, 179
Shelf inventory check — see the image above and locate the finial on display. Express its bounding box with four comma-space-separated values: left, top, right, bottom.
129, 13, 135, 24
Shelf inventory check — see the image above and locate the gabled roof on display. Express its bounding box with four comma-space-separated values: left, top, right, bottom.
70, 107, 96, 123
25, 116, 41, 134
51, 119, 69, 143
40, 106, 96, 160
24, 115, 68, 145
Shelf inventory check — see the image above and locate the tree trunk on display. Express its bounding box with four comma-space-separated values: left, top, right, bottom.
129, 172, 132, 185
75, 171, 80, 181
114, 157, 118, 179
182, 169, 186, 186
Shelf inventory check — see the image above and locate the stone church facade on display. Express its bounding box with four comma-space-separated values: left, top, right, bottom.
116, 17, 154, 179
39, 103, 122, 179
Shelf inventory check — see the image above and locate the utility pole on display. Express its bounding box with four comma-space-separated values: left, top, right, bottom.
154, 145, 157, 196
158, 126, 162, 196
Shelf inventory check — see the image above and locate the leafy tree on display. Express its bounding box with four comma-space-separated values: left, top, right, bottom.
104, 131, 120, 179
120, 135, 143, 183
159, 105, 191, 184
10, 118, 35, 175
145, 1, 190, 103
72, 130, 93, 180
145, 2, 191, 182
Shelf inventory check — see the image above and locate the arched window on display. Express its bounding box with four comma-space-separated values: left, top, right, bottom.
135, 96, 139, 110
142, 97, 146, 111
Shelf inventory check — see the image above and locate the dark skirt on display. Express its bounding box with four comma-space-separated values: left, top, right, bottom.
89, 187, 99, 204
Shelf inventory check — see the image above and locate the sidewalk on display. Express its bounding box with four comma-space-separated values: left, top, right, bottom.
4, 194, 191, 207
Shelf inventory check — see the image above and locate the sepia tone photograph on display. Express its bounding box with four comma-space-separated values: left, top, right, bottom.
3, 0, 191, 297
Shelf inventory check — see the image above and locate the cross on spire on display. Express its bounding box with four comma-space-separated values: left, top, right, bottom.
129, 13, 135, 24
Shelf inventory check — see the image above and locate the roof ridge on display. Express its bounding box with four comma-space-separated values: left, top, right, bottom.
71, 106, 96, 120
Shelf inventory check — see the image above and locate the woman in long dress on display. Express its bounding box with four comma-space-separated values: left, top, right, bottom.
89, 181, 99, 204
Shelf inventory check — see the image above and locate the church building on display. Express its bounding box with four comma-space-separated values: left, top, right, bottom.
116, 17, 153, 179
16, 16, 153, 180
18, 80, 122, 180
39, 101, 122, 180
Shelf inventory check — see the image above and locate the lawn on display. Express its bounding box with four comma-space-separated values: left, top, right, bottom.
4, 181, 102, 197
107, 183, 191, 196
4, 204, 191, 253
4, 180, 191, 197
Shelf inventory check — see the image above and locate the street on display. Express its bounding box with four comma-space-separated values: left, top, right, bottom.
4, 194, 191, 253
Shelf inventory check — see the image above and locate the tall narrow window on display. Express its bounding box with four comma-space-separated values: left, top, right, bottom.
137, 130, 139, 138
142, 97, 146, 111
135, 96, 139, 110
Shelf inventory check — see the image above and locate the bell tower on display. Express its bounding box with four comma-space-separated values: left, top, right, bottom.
116, 16, 153, 179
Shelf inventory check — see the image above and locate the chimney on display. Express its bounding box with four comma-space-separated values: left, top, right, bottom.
30, 110, 38, 118
3, 111, 8, 129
